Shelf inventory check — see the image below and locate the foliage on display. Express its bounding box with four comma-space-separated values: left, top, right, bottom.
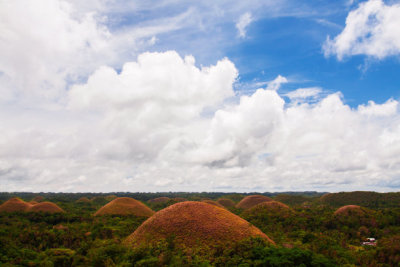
0, 192, 400, 266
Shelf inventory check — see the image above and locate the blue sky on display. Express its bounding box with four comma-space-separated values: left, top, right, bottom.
106, 0, 399, 106
167, 1, 398, 105
0, 0, 400, 192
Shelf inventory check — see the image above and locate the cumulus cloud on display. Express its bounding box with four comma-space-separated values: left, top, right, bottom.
68, 51, 238, 162
286, 87, 322, 102
358, 99, 398, 116
1, 51, 400, 192
236, 12, 253, 38
69, 51, 237, 112
324, 0, 400, 60
0, 0, 213, 105
0, 0, 112, 102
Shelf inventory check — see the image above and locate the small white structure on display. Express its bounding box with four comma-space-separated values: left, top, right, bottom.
361, 237, 377, 246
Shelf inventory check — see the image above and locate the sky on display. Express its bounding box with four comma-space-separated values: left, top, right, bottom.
0, 0, 400, 193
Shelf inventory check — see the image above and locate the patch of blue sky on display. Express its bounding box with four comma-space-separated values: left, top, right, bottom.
228, 9, 399, 107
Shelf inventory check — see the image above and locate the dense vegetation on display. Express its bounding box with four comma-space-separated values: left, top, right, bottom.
0, 191, 400, 266
319, 191, 400, 208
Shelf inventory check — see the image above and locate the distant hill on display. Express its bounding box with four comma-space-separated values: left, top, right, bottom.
236, 195, 273, 210
94, 197, 154, 217
274, 194, 316, 206
0, 191, 327, 203
28, 202, 65, 213
319, 191, 400, 208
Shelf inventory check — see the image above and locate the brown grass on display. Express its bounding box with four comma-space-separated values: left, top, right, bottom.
202, 199, 225, 208
217, 198, 235, 208
172, 197, 186, 202
124, 201, 274, 250
29, 201, 39, 205
28, 202, 65, 213
148, 197, 171, 203
76, 197, 91, 203
334, 205, 365, 217
0, 198, 31, 212
94, 197, 154, 217
236, 195, 273, 210
53, 224, 69, 230
242, 201, 293, 218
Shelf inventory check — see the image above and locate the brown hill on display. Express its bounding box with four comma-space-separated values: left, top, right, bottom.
217, 198, 235, 208
32, 196, 44, 202
242, 201, 293, 219
172, 197, 186, 202
334, 205, 365, 217
0, 198, 31, 212
236, 195, 273, 209
148, 197, 171, 203
76, 197, 91, 203
202, 199, 225, 208
274, 194, 312, 206
94, 197, 154, 217
124, 201, 274, 250
333, 205, 377, 227
28, 202, 65, 213
29, 201, 39, 205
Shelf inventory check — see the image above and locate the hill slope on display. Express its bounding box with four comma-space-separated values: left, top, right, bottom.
236, 195, 273, 209
28, 202, 65, 213
94, 197, 154, 217
125, 201, 274, 250
0, 198, 31, 212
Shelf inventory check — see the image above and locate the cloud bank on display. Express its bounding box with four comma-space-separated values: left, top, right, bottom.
324, 0, 400, 60
1, 0, 400, 193
1, 51, 400, 192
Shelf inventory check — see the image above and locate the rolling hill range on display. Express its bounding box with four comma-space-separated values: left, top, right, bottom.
319, 191, 400, 208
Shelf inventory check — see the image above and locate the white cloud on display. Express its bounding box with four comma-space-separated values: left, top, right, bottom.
69, 51, 237, 112
0, 0, 301, 106
324, 0, 400, 60
286, 87, 322, 101
1, 0, 400, 193
266, 75, 288, 91
236, 12, 253, 38
67, 51, 238, 163
0, 0, 113, 102
1, 51, 400, 192
358, 99, 398, 116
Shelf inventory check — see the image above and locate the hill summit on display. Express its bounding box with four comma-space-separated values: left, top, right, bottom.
0, 198, 31, 212
124, 201, 274, 250
217, 198, 235, 208
243, 201, 293, 219
28, 202, 65, 213
236, 195, 273, 209
94, 197, 154, 217
334, 205, 365, 216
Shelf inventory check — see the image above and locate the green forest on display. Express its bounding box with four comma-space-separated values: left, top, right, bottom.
1, 191, 400, 266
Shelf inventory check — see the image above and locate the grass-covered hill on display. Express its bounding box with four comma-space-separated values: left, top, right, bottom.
274, 194, 317, 206
319, 191, 400, 208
